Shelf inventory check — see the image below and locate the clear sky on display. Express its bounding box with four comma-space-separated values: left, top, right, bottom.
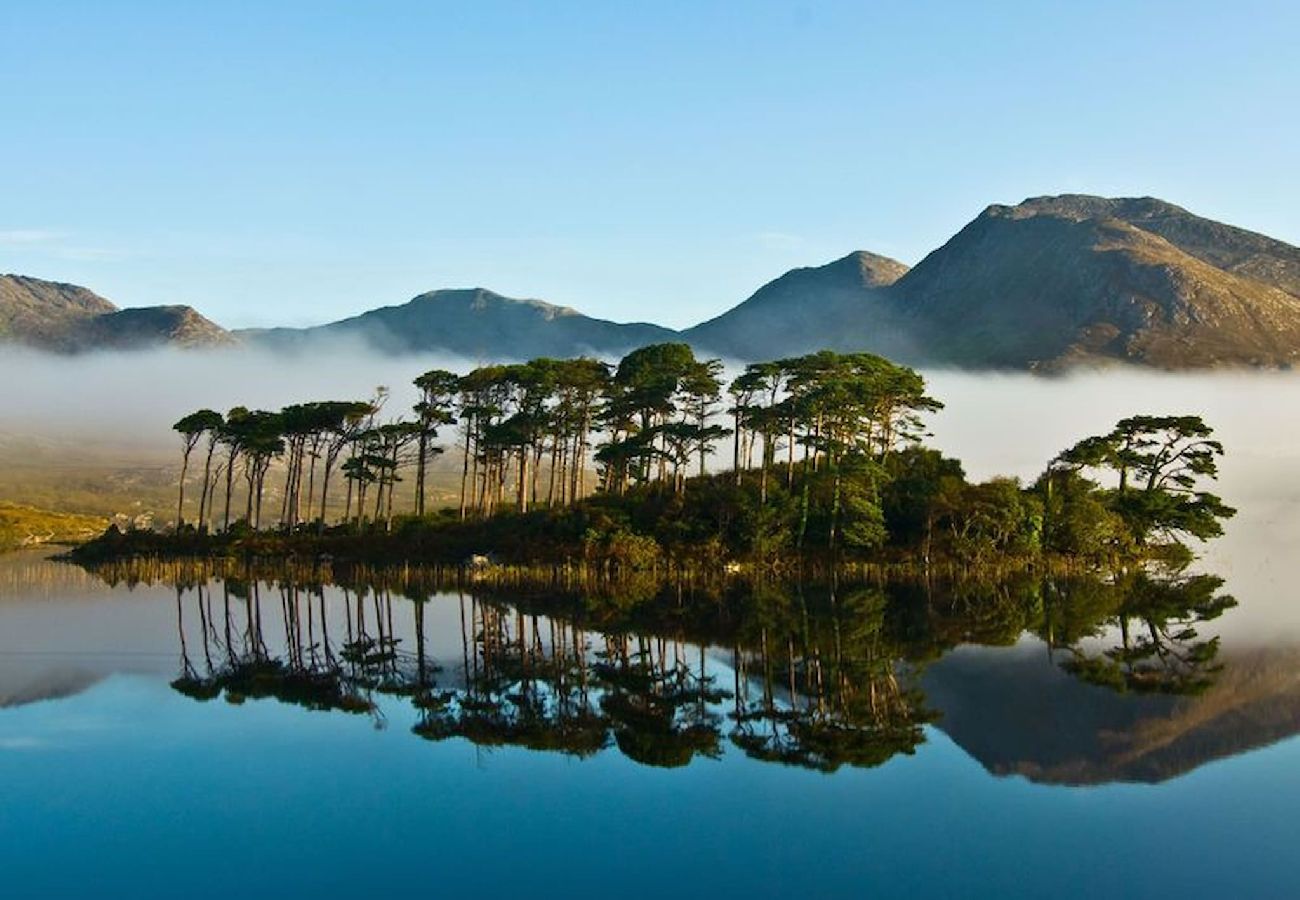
1, 0, 1296, 329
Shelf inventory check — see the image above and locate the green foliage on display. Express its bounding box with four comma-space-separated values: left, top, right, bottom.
1036, 470, 1133, 562
1052, 569, 1237, 695
934, 478, 1042, 564
1051, 414, 1236, 546
131, 340, 1236, 576
881, 447, 966, 547
584, 528, 663, 571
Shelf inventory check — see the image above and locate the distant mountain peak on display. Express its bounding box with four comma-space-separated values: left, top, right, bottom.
684, 250, 912, 359
252, 285, 674, 359
985, 194, 1190, 223
88, 305, 235, 349
403, 287, 581, 320
899, 193, 1300, 368
840, 250, 911, 287
0, 274, 232, 352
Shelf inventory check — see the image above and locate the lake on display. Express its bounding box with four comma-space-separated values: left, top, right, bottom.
3, 372, 1300, 898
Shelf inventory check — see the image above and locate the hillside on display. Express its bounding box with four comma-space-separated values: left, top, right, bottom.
685, 195, 1300, 369
895, 200, 1300, 369
244, 287, 676, 360
0, 274, 234, 352
0, 502, 107, 552
0, 274, 116, 347
996, 195, 1300, 298
684, 251, 913, 359
79, 306, 235, 350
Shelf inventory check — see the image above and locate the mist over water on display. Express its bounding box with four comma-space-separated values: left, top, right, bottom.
0, 344, 470, 453
923, 369, 1300, 644
3, 349, 1298, 639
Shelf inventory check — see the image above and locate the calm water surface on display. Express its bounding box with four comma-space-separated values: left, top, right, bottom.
3, 375, 1300, 899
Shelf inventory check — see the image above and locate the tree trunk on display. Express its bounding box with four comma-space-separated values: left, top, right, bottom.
319, 462, 333, 535
517, 448, 530, 513
546, 440, 559, 506
787, 420, 796, 487
732, 407, 742, 485
459, 422, 473, 520
415, 429, 428, 517
197, 443, 215, 533
176, 447, 192, 532
223, 452, 236, 531
305, 439, 319, 527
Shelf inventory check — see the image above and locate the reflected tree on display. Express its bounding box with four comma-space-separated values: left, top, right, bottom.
1046, 568, 1236, 695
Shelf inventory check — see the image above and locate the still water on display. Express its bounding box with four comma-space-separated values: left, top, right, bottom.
3, 374, 1300, 898
1, 553, 1298, 899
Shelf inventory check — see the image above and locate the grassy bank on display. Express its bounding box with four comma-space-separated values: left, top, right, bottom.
0, 502, 107, 553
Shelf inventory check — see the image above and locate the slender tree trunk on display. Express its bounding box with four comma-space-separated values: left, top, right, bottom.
198, 442, 215, 533
415, 428, 428, 517
570, 418, 586, 503
733, 406, 743, 485
385, 472, 396, 532
343, 473, 353, 529
305, 439, 319, 527
459, 422, 473, 520
176, 447, 192, 531
318, 460, 333, 536
829, 463, 842, 552
280, 442, 295, 528
787, 420, 796, 487
531, 443, 544, 507
547, 440, 559, 506
204, 465, 221, 533
254, 468, 266, 530
373, 466, 386, 523
223, 451, 236, 532
517, 447, 530, 513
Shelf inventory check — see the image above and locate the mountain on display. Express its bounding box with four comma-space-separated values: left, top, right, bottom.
244, 287, 677, 360
0, 275, 116, 346
893, 196, 1300, 369
924, 641, 1300, 785
79, 306, 234, 350
685, 195, 1300, 369
996, 195, 1300, 298
8, 193, 1300, 368
683, 251, 912, 360
0, 274, 233, 352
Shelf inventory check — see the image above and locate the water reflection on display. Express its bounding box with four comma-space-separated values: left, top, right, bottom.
68, 557, 1270, 782
1044, 571, 1235, 696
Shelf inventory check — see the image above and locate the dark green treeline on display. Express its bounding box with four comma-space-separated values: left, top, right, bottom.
158, 345, 1234, 569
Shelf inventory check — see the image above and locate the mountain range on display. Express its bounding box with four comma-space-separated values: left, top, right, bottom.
6, 193, 1300, 369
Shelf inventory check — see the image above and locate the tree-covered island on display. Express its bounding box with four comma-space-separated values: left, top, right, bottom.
73, 344, 1235, 574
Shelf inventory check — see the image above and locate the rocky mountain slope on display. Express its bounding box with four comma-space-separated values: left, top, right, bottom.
684, 195, 1300, 369
683, 251, 913, 360
893, 196, 1300, 369
0, 274, 233, 352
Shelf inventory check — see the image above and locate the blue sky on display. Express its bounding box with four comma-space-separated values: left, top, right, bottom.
1, 1, 1296, 329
